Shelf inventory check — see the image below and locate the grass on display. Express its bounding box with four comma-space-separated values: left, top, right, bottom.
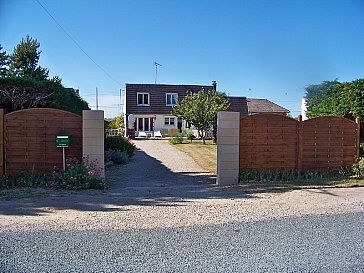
172, 139, 364, 191
238, 177, 364, 193
172, 139, 217, 174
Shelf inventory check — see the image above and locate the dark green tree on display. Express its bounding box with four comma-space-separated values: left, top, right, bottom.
0, 44, 9, 78
9, 35, 49, 80
305, 79, 364, 119
0, 77, 89, 115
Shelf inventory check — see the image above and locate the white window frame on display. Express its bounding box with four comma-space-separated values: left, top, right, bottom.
166, 93, 178, 106
164, 117, 175, 126
137, 92, 150, 106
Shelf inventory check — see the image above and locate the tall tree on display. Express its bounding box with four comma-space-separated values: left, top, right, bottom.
9, 35, 49, 80
305, 79, 364, 119
173, 89, 230, 144
0, 44, 9, 78
209, 89, 231, 143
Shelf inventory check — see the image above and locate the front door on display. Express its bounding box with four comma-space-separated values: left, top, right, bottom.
137, 117, 154, 131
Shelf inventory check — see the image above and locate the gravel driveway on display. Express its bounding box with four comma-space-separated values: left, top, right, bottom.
1, 139, 364, 272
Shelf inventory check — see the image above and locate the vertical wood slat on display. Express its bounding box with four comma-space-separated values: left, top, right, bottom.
0, 109, 4, 176
297, 115, 303, 172
356, 118, 361, 160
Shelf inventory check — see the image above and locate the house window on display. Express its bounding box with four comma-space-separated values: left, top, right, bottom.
164, 117, 175, 125
166, 93, 178, 106
137, 93, 150, 106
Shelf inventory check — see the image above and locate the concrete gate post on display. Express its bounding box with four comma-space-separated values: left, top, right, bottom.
83, 110, 105, 179
216, 112, 240, 185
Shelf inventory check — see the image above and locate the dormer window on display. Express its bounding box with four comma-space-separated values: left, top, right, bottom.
166, 93, 178, 106
137, 93, 150, 106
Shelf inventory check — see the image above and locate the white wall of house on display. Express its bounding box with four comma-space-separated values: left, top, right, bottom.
154, 114, 178, 131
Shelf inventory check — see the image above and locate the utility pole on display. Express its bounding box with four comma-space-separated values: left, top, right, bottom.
96, 87, 99, 110
120, 89, 122, 115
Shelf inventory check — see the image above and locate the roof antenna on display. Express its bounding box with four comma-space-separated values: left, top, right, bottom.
154, 61, 162, 84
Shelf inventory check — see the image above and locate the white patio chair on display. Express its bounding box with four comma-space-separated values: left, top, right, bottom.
154, 131, 162, 138
138, 131, 147, 138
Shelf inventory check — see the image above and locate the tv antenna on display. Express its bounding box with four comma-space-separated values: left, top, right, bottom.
154, 61, 162, 84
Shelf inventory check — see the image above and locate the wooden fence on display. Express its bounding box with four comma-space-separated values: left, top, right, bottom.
1, 108, 82, 176
239, 114, 360, 173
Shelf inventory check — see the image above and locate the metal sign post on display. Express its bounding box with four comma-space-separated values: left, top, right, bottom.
56, 135, 70, 172
62, 147, 66, 171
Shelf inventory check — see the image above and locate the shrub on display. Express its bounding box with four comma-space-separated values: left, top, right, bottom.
111, 151, 129, 164
0, 173, 48, 188
352, 157, 364, 178
186, 132, 196, 143
105, 136, 135, 158
50, 157, 105, 190
169, 134, 183, 145
0, 157, 105, 190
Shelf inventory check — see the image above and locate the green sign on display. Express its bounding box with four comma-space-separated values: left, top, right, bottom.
56, 135, 70, 148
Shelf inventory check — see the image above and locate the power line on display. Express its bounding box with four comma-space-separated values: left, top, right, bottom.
35, 0, 122, 86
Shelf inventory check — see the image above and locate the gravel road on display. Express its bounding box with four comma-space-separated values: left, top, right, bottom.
1, 139, 364, 272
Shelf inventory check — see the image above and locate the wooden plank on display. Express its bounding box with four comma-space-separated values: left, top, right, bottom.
0, 109, 3, 176
4, 108, 82, 175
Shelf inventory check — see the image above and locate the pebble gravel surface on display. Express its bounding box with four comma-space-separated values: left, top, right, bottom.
1, 139, 364, 272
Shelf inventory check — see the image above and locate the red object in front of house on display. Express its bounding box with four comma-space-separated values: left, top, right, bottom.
127, 128, 135, 139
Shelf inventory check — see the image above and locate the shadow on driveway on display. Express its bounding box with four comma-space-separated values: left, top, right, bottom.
0, 145, 258, 216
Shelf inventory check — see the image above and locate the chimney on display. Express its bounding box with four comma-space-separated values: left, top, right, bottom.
212, 80, 217, 91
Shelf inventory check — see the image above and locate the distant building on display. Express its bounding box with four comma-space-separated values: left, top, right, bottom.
301, 97, 308, 121
247, 98, 290, 115
124, 82, 291, 137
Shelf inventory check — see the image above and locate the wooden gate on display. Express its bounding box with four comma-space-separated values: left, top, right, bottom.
2, 108, 82, 176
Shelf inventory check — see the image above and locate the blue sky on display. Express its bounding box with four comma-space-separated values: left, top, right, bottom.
1, 0, 363, 117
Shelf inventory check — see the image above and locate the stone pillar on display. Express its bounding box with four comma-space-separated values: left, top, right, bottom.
216, 112, 240, 185
83, 110, 105, 179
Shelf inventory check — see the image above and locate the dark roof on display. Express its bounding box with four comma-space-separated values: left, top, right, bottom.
247, 98, 290, 114
126, 83, 213, 115
226, 97, 248, 117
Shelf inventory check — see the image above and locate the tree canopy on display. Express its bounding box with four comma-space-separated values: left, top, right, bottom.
0, 36, 90, 115
0, 45, 9, 78
173, 89, 230, 144
0, 77, 89, 115
305, 78, 364, 120
8, 35, 49, 80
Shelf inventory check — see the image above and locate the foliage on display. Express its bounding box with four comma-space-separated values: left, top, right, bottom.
352, 158, 364, 178
0, 36, 89, 115
186, 132, 196, 143
105, 115, 125, 136
173, 89, 230, 144
239, 169, 352, 183
209, 90, 231, 143
8, 35, 49, 80
305, 79, 364, 120
0, 77, 89, 115
0, 157, 104, 190
169, 133, 183, 145
104, 135, 135, 158
49, 157, 105, 190
111, 151, 129, 164
0, 173, 49, 188
0, 44, 9, 78
107, 115, 124, 129
50, 86, 89, 115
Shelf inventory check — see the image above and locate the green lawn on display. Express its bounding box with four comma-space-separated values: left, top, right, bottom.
172, 140, 217, 174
